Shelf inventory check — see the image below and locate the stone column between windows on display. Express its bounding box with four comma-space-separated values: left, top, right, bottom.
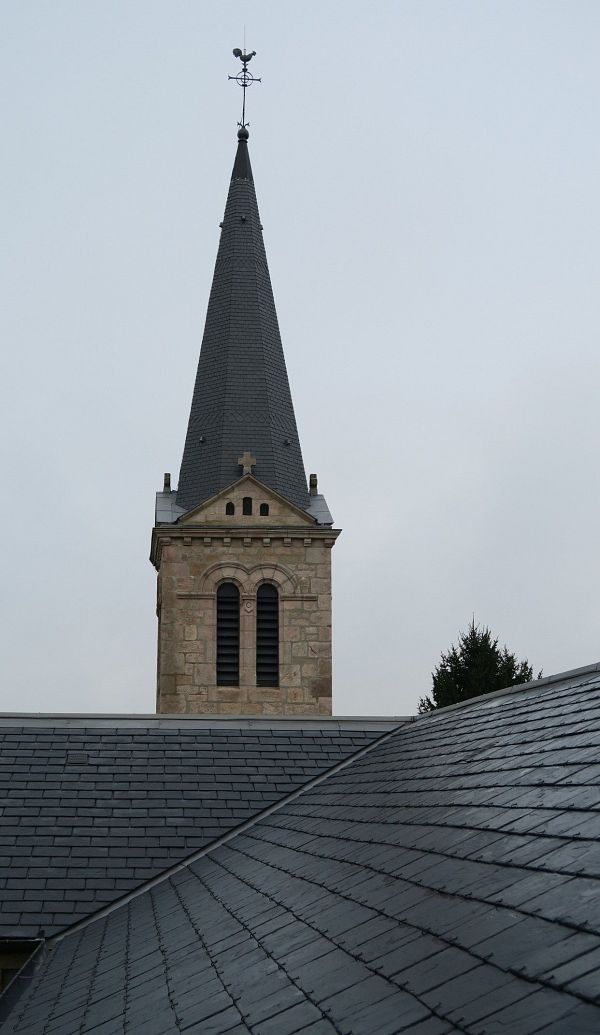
240, 594, 255, 688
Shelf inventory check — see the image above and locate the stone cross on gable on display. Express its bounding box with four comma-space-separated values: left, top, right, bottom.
238, 451, 257, 475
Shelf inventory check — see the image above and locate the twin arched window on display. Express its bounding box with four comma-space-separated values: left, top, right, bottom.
216, 582, 279, 687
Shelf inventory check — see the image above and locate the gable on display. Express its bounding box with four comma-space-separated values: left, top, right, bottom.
178, 475, 316, 527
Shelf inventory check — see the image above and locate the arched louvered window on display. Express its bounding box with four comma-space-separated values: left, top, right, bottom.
225, 501, 235, 516
259, 503, 269, 516
216, 583, 240, 686
256, 584, 279, 687
242, 497, 253, 516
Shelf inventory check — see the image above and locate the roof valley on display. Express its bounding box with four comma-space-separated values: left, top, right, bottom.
48, 724, 398, 945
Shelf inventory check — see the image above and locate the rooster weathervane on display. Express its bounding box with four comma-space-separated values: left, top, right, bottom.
229, 48, 261, 129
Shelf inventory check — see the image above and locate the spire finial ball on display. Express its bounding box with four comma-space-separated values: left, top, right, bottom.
237, 126, 249, 140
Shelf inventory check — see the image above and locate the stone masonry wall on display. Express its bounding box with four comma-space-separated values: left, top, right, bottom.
154, 528, 337, 716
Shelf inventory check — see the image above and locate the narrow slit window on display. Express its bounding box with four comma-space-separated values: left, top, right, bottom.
216, 582, 240, 686
225, 502, 235, 515
259, 503, 269, 516
242, 497, 253, 516
256, 584, 279, 687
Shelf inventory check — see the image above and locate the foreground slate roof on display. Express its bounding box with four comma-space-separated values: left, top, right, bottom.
0, 716, 395, 938
3, 665, 600, 1034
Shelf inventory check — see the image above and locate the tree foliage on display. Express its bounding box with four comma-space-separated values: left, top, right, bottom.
418, 620, 539, 714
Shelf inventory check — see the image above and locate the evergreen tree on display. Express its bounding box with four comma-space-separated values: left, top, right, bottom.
418, 620, 539, 713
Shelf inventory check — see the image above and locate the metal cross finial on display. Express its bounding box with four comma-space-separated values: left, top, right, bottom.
238, 451, 257, 475
229, 47, 261, 129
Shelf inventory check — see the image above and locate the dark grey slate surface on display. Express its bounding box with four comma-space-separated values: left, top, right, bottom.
176, 131, 310, 514
0, 720, 387, 938
3, 669, 600, 1033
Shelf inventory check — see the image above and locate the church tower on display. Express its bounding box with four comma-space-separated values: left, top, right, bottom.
150, 80, 340, 716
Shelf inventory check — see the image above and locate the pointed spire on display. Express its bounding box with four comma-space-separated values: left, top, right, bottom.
176, 130, 309, 513
231, 126, 252, 181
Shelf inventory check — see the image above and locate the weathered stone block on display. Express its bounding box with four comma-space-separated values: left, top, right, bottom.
209, 687, 246, 704
308, 641, 331, 657
186, 688, 208, 703
308, 678, 332, 699
280, 665, 302, 687
160, 695, 185, 713
249, 688, 283, 703
318, 658, 332, 678
183, 651, 205, 664
162, 651, 186, 674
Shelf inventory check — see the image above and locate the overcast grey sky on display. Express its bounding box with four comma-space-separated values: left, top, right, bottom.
1, 2, 599, 715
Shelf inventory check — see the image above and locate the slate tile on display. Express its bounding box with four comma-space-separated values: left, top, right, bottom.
370, 932, 444, 977
562, 965, 600, 1003
527, 1001, 600, 1035
233, 972, 297, 1019
423, 962, 516, 1018
542, 943, 600, 989
320, 973, 404, 1024
176, 990, 235, 1028
251, 999, 323, 1034
335, 915, 400, 956
291, 953, 369, 1003
336, 989, 431, 1035
395, 945, 481, 995
126, 1010, 181, 1035
446, 975, 534, 1028
44, 1019, 84, 1035
279, 935, 336, 970
276, 1021, 336, 1035
183, 1007, 247, 1033
479, 986, 592, 1034
397, 1019, 454, 1034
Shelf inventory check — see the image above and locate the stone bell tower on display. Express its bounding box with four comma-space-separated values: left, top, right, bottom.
150, 118, 340, 716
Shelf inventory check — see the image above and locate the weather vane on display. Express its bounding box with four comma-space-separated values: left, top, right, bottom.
229, 48, 261, 130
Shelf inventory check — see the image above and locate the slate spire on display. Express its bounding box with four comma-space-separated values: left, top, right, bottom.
176, 127, 309, 513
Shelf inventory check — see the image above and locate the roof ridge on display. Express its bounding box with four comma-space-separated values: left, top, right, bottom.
48, 722, 403, 945
0, 713, 407, 727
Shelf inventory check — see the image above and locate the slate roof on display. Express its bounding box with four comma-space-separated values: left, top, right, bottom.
3, 665, 600, 1033
176, 129, 310, 513
0, 716, 395, 939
